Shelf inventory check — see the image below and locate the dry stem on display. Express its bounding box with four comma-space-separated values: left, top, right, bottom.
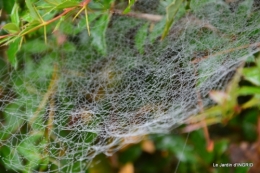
192, 42, 260, 64
111, 9, 163, 22
29, 64, 58, 126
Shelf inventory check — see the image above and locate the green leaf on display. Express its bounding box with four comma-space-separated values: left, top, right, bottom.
35, 0, 55, 9
149, 18, 166, 43
214, 140, 229, 156
58, 13, 100, 35
21, 12, 35, 23
190, 131, 214, 164
22, 38, 49, 54
11, 3, 20, 25
56, 1, 79, 9
123, 0, 135, 14
0, 102, 24, 140
2, 23, 20, 34
242, 67, 260, 86
103, 0, 116, 6
161, 0, 184, 40
88, 1, 103, 10
198, 105, 222, 118
118, 145, 142, 163
234, 167, 250, 173
17, 133, 45, 169
242, 109, 258, 141
238, 86, 260, 95
53, 16, 65, 32
52, 0, 62, 4
7, 38, 21, 69
62, 42, 76, 52
25, 0, 41, 21
2, 0, 16, 13
156, 134, 196, 162
135, 23, 149, 54
85, 132, 98, 143
256, 55, 260, 67
242, 96, 260, 109
88, 155, 114, 173
0, 36, 11, 45
1, 146, 23, 171
91, 13, 110, 55
19, 20, 41, 36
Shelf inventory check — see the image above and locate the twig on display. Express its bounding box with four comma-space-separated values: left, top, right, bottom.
196, 90, 214, 152
192, 42, 260, 64
111, 9, 163, 22
44, 92, 55, 140
257, 115, 260, 152
185, 67, 214, 152
29, 64, 58, 126
182, 117, 221, 132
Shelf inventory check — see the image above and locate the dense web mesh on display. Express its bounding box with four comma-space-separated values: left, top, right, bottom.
1, 0, 260, 172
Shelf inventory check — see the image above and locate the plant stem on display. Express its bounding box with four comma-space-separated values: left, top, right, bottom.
192, 42, 260, 64
111, 9, 163, 22
29, 64, 58, 126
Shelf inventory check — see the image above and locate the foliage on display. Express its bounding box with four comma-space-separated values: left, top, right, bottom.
1, 0, 260, 173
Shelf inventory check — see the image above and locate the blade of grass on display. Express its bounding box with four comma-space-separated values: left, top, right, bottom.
84, 6, 90, 36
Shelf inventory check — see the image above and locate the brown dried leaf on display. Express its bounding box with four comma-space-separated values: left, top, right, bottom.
118, 163, 134, 173
141, 140, 155, 154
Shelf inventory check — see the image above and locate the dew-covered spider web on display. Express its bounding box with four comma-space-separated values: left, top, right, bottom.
1, 0, 260, 172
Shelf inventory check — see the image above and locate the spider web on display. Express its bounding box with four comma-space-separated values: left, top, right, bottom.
1, 0, 260, 172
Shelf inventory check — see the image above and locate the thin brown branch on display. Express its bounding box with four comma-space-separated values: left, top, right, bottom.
182, 118, 218, 133
0, 7, 77, 46
46, 7, 75, 24
196, 89, 214, 152
0, 34, 15, 39
44, 92, 55, 140
192, 42, 260, 64
257, 115, 260, 148
111, 9, 163, 22
185, 67, 214, 152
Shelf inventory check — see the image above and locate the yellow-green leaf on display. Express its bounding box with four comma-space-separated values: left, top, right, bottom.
19, 20, 41, 36
0, 37, 11, 45
2, 23, 20, 33
238, 86, 260, 95
242, 67, 260, 86
135, 23, 149, 54
3, 0, 16, 14
242, 96, 260, 109
17, 133, 45, 168
123, 0, 135, 14
161, 0, 184, 40
7, 38, 21, 69
25, 0, 41, 21
56, 1, 79, 9
11, 3, 20, 25
53, 16, 64, 32
52, 0, 62, 4
91, 13, 110, 55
